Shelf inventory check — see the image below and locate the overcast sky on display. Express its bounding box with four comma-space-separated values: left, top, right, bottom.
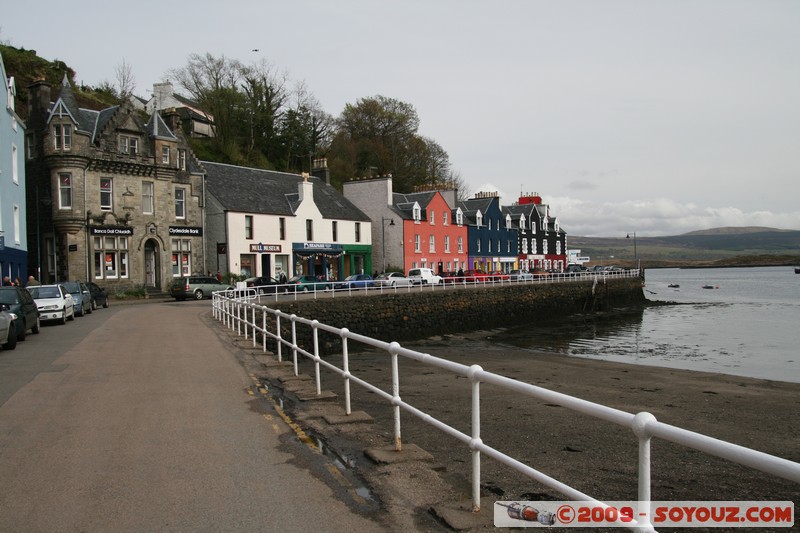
4, 0, 799, 237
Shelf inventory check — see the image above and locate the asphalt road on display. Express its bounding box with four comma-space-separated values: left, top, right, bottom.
0, 299, 381, 532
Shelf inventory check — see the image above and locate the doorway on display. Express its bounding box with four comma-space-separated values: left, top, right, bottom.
144, 239, 160, 288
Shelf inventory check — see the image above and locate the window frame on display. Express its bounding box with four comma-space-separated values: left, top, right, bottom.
142, 181, 154, 214
175, 187, 186, 219
245, 215, 253, 240
58, 173, 72, 209
100, 178, 113, 211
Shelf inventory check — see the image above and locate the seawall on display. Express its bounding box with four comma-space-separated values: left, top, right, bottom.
260, 276, 646, 354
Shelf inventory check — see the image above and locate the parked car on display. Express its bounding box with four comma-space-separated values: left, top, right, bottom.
508, 269, 534, 281
244, 276, 280, 295
374, 272, 413, 287
334, 274, 375, 290
284, 275, 331, 293
530, 267, 550, 277
0, 285, 40, 340
60, 281, 92, 316
489, 271, 510, 282
169, 276, 233, 301
88, 282, 110, 309
407, 268, 442, 285
462, 270, 490, 283
0, 305, 18, 350
28, 284, 75, 324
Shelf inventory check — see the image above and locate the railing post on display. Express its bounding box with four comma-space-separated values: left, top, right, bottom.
276, 312, 282, 361
236, 301, 242, 336
341, 328, 352, 415
261, 306, 267, 352
390, 342, 402, 452
291, 315, 298, 376
312, 320, 321, 395
252, 304, 257, 347
469, 364, 483, 513
633, 412, 656, 532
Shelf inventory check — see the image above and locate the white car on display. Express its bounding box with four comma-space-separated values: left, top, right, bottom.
374, 272, 413, 287
27, 284, 76, 325
407, 267, 442, 285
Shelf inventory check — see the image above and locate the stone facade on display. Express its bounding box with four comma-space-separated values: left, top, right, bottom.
25, 77, 206, 292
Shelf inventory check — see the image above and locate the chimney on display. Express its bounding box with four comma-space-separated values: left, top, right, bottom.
27, 80, 52, 127
311, 158, 330, 185
152, 82, 174, 111
299, 172, 313, 202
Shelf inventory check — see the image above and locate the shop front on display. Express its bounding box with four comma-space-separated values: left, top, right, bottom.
292, 242, 343, 281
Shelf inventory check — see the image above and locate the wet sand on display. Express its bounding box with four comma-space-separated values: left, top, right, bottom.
276, 328, 799, 529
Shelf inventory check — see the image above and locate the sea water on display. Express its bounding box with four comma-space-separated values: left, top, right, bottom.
493, 266, 800, 383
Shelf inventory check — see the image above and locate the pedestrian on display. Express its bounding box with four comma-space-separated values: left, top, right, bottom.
216, 271, 222, 282
27, 275, 41, 286
2, 276, 10, 286
14, 277, 23, 287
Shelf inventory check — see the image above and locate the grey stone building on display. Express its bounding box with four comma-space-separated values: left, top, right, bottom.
24, 76, 206, 292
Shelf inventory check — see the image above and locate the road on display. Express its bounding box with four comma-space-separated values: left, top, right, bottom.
0, 299, 382, 532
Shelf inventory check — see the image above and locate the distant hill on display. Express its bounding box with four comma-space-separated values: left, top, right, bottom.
570, 227, 800, 268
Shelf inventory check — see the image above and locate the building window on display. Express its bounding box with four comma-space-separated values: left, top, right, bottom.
94, 236, 129, 279
306, 219, 313, 241
444, 235, 451, 253
58, 173, 72, 209
178, 149, 187, 170
142, 182, 154, 214
522, 238, 528, 254
279, 218, 286, 240
488, 239, 492, 253
429, 235, 435, 253
12, 144, 18, 184
46, 237, 56, 278
119, 135, 139, 155
543, 241, 549, 255
13, 205, 20, 244
413, 204, 421, 222
245, 215, 253, 239
162, 146, 170, 164
456, 210, 463, 225
175, 188, 186, 219
355, 222, 361, 243
26, 134, 34, 159
54, 124, 71, 150
414, 234, 421, 252
443, 212, 448, 225
476, 212, 482, 226
458, 236, 463, 253
507, 240, 511, 253
332, 221, 338, 242
476, 239, 481, 253
429, 210, 435, 224
170, 238, 191, 277
100, 178, 113, 211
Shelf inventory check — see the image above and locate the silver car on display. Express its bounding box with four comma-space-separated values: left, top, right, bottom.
374, 272, 413, 287
60, 281, 93, 316
0, 305, 18, 350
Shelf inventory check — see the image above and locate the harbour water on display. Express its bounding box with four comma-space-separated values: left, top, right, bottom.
491, 266, 800, 383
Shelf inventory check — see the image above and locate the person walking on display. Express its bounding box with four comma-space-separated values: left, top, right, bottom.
27, 275, 41, 287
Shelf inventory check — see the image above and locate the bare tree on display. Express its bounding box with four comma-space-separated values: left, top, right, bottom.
114, 59, 136, 99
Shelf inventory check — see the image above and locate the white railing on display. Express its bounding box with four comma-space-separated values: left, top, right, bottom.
238, 268, 641, 301
210, 283, 799, 532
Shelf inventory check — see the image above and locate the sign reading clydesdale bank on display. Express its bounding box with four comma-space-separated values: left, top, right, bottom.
90, 225, 134, 236
169, 226, 203, 236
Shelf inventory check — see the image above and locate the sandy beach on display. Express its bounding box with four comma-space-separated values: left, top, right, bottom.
262, 328, 799, 530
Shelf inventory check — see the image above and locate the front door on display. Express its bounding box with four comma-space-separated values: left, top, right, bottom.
144, 239, 159, 287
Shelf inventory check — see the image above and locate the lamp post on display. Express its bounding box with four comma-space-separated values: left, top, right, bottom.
626, 232, 638, 268
381, 217, 395, 273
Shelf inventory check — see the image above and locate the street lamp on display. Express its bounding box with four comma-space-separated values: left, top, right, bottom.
381, 217, 395, 273
626, 232, 638, 268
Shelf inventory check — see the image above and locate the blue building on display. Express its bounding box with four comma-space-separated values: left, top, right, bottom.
0, 52, 28, 283
458, 191, 518, 273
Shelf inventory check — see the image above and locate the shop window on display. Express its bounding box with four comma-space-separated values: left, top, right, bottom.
171, 238, 192, 277
94, 236, 129, 279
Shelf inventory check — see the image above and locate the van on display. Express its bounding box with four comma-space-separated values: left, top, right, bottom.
407, 268, 442, 285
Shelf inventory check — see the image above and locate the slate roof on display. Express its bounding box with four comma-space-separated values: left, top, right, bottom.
391, 191, 436, 220
202, 161, 370, 222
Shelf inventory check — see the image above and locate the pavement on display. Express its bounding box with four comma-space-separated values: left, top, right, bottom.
0, 300, 389, 533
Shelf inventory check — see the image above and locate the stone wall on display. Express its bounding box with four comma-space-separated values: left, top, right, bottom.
257, 276, 646, 355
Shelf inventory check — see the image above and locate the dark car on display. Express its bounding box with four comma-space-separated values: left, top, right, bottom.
244, 276, 280, 294
60, 281, 93, 316
88, 282, 110, 309
0, 285, 40, 341
333, 274, 375, 291
169, 276, 233, 301
284, 275, 331, 293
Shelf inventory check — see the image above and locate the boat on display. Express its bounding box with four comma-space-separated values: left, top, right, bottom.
668, 283, 680, 288
702, 285, 719, 289
795, 267, 800, 274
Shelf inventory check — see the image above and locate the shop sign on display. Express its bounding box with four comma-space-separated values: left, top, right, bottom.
169, 226, 203, 236
250, 243, 281, 253
90, 226, 134, 236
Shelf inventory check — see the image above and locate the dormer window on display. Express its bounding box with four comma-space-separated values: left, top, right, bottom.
505, 215, 511, 229
119, 135, 139, 155
54, 124, 72, 150
456, 209, 463, 226
476, 212, 482, 227
162, 146, 171, 164
413, 204, 421, 222
178, 149, 187, 170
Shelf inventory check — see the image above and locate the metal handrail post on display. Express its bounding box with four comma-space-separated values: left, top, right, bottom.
633, 412, 655, 531
261, 306, 267, 352
291, 315, 298, 376
390, 341, 402, 452
341, 328, 352, 415
470, 364, 483, 512
276, 312, 282, 361
312, 320, 321, 395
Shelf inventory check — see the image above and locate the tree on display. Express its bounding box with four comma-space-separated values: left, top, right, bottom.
114, 58, 136, 99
